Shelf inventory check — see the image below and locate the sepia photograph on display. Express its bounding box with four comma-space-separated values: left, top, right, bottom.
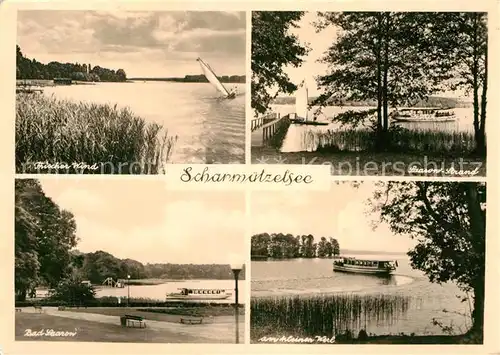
250, 12, 488, 177
16, 10, 246, 174
15, 178, 245, 343
250, 181, 486, 344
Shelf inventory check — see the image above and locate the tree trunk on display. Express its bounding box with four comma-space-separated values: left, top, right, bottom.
382, 13, 390, 151
471, 15, 482, 155
375, 14, 384, 151
478, 39, 487, 156
464, 182, 486, 334
471, 281, 485, 334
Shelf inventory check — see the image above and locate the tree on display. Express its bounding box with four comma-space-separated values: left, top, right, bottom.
15, 179, 78, 300
116, 69, 127, 82
330, 238, 340, 256
51, 277, 96, 306
432, 13, 487, 154
371, 181, 486, 335
317, 237, 328, 257
313, 12, 454, 150
251, 11, 309, 116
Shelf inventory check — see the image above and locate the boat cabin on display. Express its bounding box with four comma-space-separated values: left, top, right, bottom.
333, 257, 396, 269
395, 107, 455, 118
178, 288, 226, 296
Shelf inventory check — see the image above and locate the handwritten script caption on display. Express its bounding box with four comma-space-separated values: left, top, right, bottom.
166, 165, 331, 190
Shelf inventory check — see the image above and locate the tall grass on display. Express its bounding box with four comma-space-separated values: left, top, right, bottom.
307, 128, 476, 155
16, 93, 177, 174
251, 294, 410, 337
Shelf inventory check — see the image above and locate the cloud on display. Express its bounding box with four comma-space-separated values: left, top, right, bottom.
17, 10, 246, 76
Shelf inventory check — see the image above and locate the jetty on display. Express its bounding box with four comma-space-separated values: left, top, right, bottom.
251, 113, 291, 148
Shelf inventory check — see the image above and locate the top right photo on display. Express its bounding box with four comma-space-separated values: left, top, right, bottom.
250, 12, 488, 177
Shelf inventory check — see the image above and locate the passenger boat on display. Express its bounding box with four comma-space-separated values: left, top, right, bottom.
197, 57, 236, 99
290, 80, 329, 126
166, 288, 232, 300
333, 256, 398, 275
391, 107, 456, 122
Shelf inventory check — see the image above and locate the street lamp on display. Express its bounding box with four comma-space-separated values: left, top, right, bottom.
127, 275, 130, 308
230, 262, 243, 344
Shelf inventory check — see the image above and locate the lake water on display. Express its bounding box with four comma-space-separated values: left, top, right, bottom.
269, 105, 475, 153
252, 254, 471, 336
43, 82, 246, 164
96, 279, 246, 304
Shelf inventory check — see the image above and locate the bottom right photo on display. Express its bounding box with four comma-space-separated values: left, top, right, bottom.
250, 181, 485, 344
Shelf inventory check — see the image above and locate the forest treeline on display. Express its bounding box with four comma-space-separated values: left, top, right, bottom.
251, 233, 340, 259
15, 179, 244, 301
271, 95, 471, 108
130, 75, 246, 83
16, 45, 127, 82
72, 250, 246, 284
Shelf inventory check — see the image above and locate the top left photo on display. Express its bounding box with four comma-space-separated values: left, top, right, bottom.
15, 10, 246, 174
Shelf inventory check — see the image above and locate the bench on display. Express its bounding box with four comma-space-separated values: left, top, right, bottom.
15, 308, 22, 312
180, 316, 204, 325
58, 306, 66, 311
121, 314, 146, 328
33, 305, 43, 313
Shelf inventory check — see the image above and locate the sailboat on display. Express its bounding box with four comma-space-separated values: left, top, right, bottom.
291, 80, 328, 126
197, 58, 236, 99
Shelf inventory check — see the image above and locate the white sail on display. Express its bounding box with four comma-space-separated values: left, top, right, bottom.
197, 58, 230, 97
295, 80, 308, 121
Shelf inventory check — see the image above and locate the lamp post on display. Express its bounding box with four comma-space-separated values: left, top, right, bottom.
127, 275, 130, 308
230, 262, 243, 344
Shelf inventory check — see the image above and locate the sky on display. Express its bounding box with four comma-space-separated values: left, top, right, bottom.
38, 178, 246, 265
17, 10, 246, 77
283, 12, 337, 98
251, 182, 417, 254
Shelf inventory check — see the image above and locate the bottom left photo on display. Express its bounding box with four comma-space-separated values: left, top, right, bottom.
14, 178, 246, 344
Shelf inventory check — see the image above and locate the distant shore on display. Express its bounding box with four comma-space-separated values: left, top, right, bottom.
271, 95, 472, 108
129, 74, 245, 84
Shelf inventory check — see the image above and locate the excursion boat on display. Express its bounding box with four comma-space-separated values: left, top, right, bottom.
197, 57, 236, 99
391, 107, 456, 122
290, 80, 329, 126
333, 256, 398, 275
166, 288, 232, 300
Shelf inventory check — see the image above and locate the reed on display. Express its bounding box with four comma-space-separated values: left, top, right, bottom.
309, 128, 476, 155
251, 293, 410, 337
16, 93, 177, 174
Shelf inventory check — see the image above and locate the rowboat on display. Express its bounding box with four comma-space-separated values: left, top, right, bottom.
391, 107, 456, 122
197, 57, 236, 99
166, 288, 231, 300
333, 256, 398, 275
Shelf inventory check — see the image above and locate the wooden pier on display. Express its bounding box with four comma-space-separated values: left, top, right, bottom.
251, 113, 291, 148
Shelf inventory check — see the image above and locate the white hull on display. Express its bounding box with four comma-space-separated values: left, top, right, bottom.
333, 265, 394, 275
166, 294, 230, 300
295, 81, 308, 121
393, 116, 456, 123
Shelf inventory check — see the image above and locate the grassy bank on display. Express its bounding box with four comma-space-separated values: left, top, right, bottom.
16, 93, 177, 174
308, 128, 477, 155
15, 313, 205, 343
17, 296, 244, 308
251, 294, 410, 338
250, 294, 481, 344
251, 147, 486, 177
65, 306, 244, 321
252, 327, 482, 344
